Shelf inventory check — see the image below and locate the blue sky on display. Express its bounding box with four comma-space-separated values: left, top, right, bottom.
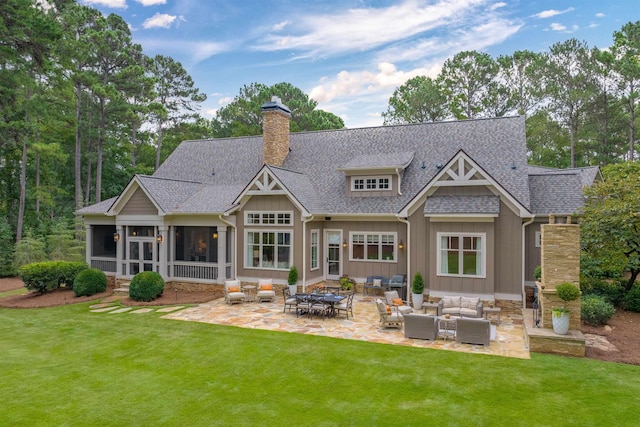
81, 0, 637, 128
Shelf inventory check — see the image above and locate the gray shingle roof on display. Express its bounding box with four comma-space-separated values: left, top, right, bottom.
528, 165, 601, 187
528, 173, 584, 215
424, 195, 500, 215
76, 197, 117, 214
83, 116, 591, 217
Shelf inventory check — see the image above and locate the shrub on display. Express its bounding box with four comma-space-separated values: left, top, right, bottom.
625, 283, 640, 313
73, 268, 108, 297
581, 295, 615, 326
580, 277, 625, 307
19, 261, 88, 294
129, 271, 164, 302
534, 265, 541, 281
412, 272, 425, 294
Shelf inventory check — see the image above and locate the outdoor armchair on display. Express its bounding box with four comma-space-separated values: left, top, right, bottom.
384, 290, 413, 315
375, 299, 403, 329
257, 279, 276, 302
403, 313, 438, 340
455, 317, 491, 346
364, 276, 389, 296
224, 280, 245, 305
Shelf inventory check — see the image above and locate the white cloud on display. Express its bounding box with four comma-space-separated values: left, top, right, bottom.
550, 22, 567, 32
272, 21, 290, 32
143, 13, 183, 29
136, 0, 166, 5
218, 97, 233, 105
136, 38, 230, 64
490, 2, 507, 11
534, 7, 574, 19
204, 108, 218, 117
82, 0, 126, 8
253, 0, 492, 58
595, 13, 605, 18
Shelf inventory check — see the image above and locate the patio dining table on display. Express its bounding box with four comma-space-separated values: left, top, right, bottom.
295, 293, 345, 318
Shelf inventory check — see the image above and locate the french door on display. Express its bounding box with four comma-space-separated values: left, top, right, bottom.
325, 230, 342, 280
127, 239, 155, 276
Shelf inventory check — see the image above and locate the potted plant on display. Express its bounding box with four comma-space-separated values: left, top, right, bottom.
339, 274, 355, 291
551, 282, 581, 335
287, 266, 298, 295
411, 272, 425, 310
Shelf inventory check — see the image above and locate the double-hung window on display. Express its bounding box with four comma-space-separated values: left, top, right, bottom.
437, 233, 485, 278
350, 232, 396, 262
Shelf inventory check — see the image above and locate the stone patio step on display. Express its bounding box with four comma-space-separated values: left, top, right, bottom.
114, 281, 130, 296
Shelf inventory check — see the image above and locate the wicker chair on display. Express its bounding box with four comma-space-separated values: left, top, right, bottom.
375, 299, 403, 329
403, 313, 438, 340
384, 290, 413, 315
257, 279, 276, 302
224, 280, 245, 305
455, 317, 491, 346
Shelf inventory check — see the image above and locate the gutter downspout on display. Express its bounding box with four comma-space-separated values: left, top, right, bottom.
397, 215, 411, 304
302, 215, 314, 293
522, 216, 535, 308
219, 214, 237, 280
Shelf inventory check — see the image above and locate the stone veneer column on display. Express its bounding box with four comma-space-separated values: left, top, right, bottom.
539, 218, 581, 330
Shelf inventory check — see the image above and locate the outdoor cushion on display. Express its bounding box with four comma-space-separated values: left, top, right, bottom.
386, 305, 392, 314
393, 298, 403, 305
260, 284, 273, 291
373, 279, 382, 287
228, 286, 240, 293
461, 297, 479, 309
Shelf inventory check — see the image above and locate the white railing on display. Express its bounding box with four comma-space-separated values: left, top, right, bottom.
172, 263, 218, 280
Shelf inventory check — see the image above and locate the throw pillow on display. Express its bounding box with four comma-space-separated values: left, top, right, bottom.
228, 286, 240, 293
392, 298, 403, 305
260, 284, 272, 291
373, 278, 382, 287
386, 305, 392, 314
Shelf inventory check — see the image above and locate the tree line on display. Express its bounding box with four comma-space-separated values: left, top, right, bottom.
382, 21, 640, 170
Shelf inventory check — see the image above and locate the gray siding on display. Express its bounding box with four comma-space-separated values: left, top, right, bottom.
494, 202, 523, 295
120, 188, 157, 215
524, 219, 548, 282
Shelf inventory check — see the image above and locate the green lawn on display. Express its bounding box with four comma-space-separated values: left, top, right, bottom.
1, 303, 639, 426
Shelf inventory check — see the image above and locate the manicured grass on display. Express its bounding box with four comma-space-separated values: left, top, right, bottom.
1, 303, 639, 426
0, 287, 28, 298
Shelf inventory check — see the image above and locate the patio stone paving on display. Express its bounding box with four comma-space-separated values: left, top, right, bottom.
163, 294, 530, 359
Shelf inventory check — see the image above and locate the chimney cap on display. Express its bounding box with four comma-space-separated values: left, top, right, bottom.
261, 96, 291, 116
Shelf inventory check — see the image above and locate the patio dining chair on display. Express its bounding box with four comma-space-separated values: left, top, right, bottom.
308, 294, 330, 319
334, 291, 355, 319
283, 287, 296, 313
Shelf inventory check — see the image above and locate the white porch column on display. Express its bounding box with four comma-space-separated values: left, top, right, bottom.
217, 226, 227, 283
84, 224, 92, 266
158, 225, 168, 279
115, 225, 123, 277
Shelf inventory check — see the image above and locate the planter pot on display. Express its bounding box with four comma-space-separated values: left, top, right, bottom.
552, 310, 570, 335
412, 293, 424, 310
288, 284, 297, 296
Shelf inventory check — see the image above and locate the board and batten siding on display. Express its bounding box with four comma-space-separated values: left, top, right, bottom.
119, 187, 158, 215
524, 219, 546, 283
493, 201, 523, 296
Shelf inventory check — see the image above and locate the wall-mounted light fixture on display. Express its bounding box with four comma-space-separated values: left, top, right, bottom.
398, 240, 404, 250
156, 233, 164, 244
113, 232, 120, 242
342, 240, 348, 248
213, 232, 219, 239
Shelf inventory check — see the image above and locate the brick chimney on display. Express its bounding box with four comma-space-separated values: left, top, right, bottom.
261, 96, 291, 166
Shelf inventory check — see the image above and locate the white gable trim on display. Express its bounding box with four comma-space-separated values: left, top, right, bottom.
106, 176, 163, 216
229, 165, 310, 218
399, 150, 531, 218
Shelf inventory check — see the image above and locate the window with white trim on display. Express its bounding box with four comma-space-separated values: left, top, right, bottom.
437, 233, 485, 278
245, 211, 292, 226
350, 232, 396, 262
351, 176, 391, 191
310, 230, 319, 270
246, 231, 291, 270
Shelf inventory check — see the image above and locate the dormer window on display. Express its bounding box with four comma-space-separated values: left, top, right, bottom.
352, 176, 391, 192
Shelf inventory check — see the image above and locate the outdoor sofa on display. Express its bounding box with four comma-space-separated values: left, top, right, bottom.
437, 295, 483, 318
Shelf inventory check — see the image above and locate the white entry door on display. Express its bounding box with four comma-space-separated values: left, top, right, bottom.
325, 230, 342, 280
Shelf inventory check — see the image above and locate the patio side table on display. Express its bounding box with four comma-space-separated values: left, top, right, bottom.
483, 306, 501, 325
242, 285, 256, 302
437, 316, 456, 340
422, 301, 438, 315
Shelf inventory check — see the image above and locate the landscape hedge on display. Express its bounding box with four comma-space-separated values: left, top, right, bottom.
73, 268, 108, 297
19, 261, 88, 294
129, 271, 164, 302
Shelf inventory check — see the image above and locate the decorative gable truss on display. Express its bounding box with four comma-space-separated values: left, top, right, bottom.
230, 165, 309, 217
399, 150, 531, 218
435, 156, 490, 187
